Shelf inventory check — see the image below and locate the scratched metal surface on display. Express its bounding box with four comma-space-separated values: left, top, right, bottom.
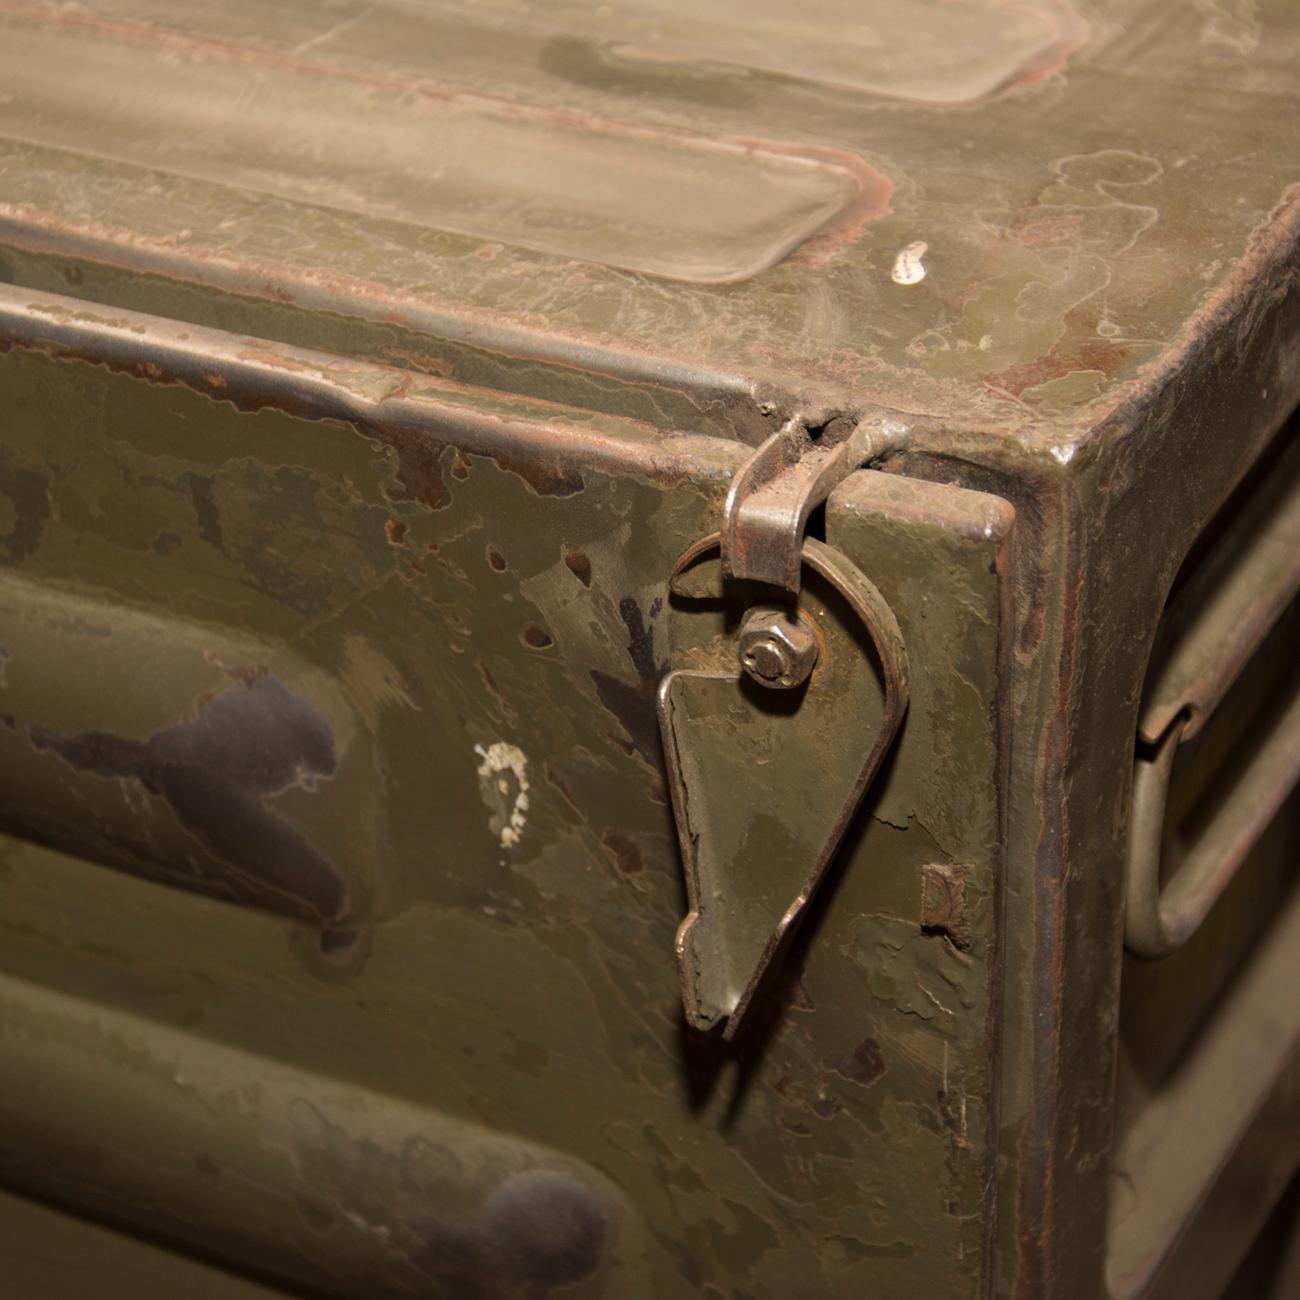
0, 325, 1010, 1297
0, 0, 1297, 448
0, 3, 1299, 1298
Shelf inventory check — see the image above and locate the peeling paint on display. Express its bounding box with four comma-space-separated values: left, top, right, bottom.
891, 241, 929, 286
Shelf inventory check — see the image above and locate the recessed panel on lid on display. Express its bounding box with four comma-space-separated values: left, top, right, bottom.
0, 6, 882, 283
434, 0, 1083, 103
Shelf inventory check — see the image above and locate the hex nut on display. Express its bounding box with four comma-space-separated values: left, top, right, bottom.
738, 606, 818, 689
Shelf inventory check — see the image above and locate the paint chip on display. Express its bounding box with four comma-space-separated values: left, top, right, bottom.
475, 741, 530, 848
891, 241, 929, 285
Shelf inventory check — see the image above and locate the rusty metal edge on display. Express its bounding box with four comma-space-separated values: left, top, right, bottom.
0, 206, 766, 414
0, 282, 747, 488
1081, 184, 1300, 453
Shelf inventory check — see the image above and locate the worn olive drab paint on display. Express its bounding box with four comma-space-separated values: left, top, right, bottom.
0, 1, 1299, 1297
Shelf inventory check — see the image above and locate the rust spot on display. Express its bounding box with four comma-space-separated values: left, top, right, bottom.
823, 1039, 886, 1088
487, 545, 507, 572
563, 549, 593, 587
383, 430, 451, 511
985, 337, 1127, 399
600, 828, 644, 875
385, 518, 409, 546
379, 434, 586, 512
477, 659, 514, 713
922, 862, 971, 950
380, 346, 454, 379
812, 1093, 844, 1120
787, 979, 816, 1013
772, 1073, 844, 1120
488, 448, 585, 498
521, 624, 554, 650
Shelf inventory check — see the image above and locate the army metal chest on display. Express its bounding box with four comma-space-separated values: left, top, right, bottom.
0, 2, 1298, 1297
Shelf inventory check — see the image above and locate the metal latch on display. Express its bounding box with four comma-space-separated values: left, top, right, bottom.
658, 414, 910, 1038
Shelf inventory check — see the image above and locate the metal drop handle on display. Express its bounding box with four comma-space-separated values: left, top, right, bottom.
1126, 694, 1300, 959
1125, 435, 1300, 959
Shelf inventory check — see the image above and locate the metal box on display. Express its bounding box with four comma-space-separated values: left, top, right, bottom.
0, 2, 1297, 1297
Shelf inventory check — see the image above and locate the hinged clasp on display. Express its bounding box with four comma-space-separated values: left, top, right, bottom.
658, 412, 911, 1038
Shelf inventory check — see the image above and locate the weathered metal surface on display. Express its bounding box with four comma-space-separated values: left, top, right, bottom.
1108, 888, 1300, 1299
0, 293, 1014, 1296
659, 531, 909, 1036
0, 571, 357, 925
0, 972, 643, 1299
420, 0, 1087, 104
0, 3, 887, 285
0, 1, 1298, 1296
4, 1188, 292, 1300
2, 0, 1297, 443
0, 283, 737, 490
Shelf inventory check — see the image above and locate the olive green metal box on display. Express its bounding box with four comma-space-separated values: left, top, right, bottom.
0, 3, 1297, 1298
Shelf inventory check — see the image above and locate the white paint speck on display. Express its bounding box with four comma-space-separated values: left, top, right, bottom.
474, 741, 530, 847
979, 334, 993, 351
891, 240, 929, 286
1051, 443, 1077, 465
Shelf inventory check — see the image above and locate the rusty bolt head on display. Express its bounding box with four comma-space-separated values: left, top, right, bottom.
738, 607, 818, 689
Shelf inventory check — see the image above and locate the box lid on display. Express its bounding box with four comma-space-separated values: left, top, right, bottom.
1, 0, 1298, 454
